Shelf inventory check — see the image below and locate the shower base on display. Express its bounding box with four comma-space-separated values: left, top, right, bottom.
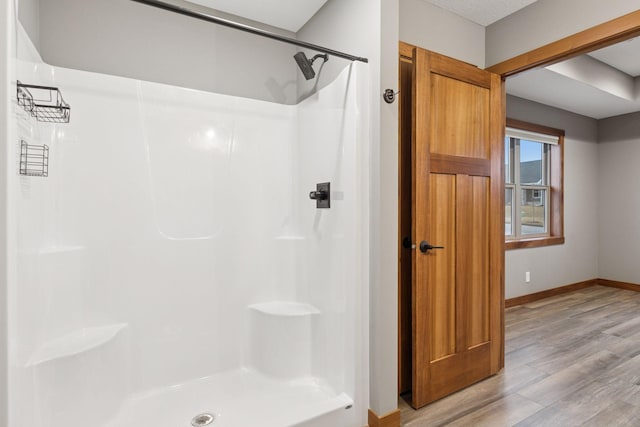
104, 368, 353, 427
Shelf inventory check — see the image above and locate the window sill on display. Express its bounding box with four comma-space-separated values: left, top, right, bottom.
505, 236, 565, 250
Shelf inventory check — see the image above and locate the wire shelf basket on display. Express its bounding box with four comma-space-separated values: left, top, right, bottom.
20, 140, 49, 177
17, 81, 70, 123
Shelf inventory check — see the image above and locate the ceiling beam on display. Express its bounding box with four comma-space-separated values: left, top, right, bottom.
546, 55, 635, 101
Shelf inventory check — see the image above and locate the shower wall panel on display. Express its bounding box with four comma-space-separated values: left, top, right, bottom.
11, 59, 368, 427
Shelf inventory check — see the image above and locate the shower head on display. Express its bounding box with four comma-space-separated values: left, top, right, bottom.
294, 52, 329, 80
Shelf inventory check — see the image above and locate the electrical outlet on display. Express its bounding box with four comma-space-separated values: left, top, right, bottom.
525, 271, 531, 283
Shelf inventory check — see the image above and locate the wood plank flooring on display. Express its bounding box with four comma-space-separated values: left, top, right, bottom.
399, 285, 640, 426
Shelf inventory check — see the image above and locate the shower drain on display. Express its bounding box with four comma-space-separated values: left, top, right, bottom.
191, 413, 215, 426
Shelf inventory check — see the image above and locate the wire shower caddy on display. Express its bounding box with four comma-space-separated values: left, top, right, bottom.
19, 140, 49, 177
17, 81, 70, 123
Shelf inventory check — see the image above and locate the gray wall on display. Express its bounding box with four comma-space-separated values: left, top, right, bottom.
298, 0, 400, 416
400, 0, 485, 68
33, 0, 298, 104
598, 112, 640, 283
18, 0, 39, 50
486, 0, 640, 67
505, 95, 600, 298
296, 0, 378, 99
489, 2, 640, 297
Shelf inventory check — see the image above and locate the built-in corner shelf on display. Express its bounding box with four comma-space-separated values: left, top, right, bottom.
249, 301, 320, 379
249, 301, 320, 316
26, 323, 128, 367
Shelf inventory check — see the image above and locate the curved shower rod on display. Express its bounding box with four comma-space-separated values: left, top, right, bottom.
130, 0, 369, 63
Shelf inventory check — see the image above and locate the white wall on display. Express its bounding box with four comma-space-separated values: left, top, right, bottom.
34, 0, 298, 104
598, 112, 640, 284
400, 0, 485, 68
298, 0, 400, 417
375, 0, 400, 415
0, 0, 11, 425
486, 0, 640, 67
505, 95, 599, 298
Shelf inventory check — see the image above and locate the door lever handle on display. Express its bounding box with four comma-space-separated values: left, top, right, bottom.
419, 241, 444, 253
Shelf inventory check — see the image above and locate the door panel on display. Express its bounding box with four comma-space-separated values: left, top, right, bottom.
409, 46, 504, 409
468, 176, 490, 348
429, 75, 490, 159
427, 174, 456, 361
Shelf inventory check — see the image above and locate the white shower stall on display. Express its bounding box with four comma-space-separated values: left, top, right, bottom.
5, 6, 370, 426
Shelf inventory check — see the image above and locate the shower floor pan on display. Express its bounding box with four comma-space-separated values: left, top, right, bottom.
104, 368, 353, 427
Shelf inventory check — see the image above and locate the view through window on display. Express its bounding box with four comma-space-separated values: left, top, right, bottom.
505, 135, 550, 238
505, 119, 565, 249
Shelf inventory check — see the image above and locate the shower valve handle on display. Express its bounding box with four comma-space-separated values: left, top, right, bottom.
309, 182, 330, 209
309, 190, 328, 200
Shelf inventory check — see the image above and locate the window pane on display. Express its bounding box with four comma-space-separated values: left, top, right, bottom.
519, 139, 546, 185
505, 137, 511, 184
505, 188, 513, 236
520, 188, 547, 235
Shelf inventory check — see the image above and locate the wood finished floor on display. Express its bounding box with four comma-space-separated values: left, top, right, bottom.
399, 285, 640, 426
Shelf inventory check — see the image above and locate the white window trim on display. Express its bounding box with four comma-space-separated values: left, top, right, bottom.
506, 127, 559, 145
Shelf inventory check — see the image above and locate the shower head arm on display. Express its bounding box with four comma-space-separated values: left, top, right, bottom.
310, 54, 329, 65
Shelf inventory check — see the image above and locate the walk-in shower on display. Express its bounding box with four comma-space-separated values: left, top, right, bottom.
6, 1, 370, 426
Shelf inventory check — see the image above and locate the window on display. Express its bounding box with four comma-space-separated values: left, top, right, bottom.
505, 119, 565, 249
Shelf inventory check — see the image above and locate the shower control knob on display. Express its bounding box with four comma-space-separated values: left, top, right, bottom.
309, 182, 331, 209
309, 190, 328, 200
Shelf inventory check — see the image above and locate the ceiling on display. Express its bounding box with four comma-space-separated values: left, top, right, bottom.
424, 0, 539, 26
586, 37, 640, 77
186, 0, 538, 32
184, 0, 328, 32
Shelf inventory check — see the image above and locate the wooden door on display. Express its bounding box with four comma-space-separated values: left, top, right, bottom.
405, 45, 504, 409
